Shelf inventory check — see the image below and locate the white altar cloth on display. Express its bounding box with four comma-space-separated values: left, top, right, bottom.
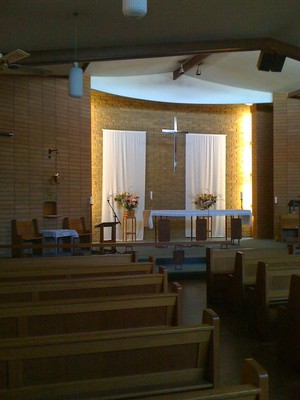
41, 229, 79, 255
41, 229, 79, 239
148, 209, 252, 230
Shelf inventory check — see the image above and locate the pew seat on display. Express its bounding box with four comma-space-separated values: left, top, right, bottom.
126, 358, 268, 400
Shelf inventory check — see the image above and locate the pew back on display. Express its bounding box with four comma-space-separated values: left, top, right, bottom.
255, 262, 300, 304
229, 250, 295, 309
0, 309, 219, 400
206, 247, 253, 303
0, 258, 156, 283
0, 271, 168, 304
0, 286, 182, 339
278, 274, 300, 368
249, 262, 300, 337
0, 252, 136, 268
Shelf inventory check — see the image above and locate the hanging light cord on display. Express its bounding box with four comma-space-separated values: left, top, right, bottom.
73, 12, 79, 62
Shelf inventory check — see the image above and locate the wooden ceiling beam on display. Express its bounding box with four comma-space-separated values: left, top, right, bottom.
19, 37, 300, 66
173, 54, 209, 80
288, 89, 300, 98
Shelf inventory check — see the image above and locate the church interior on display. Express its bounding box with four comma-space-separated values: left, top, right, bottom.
1, 1, 300, 399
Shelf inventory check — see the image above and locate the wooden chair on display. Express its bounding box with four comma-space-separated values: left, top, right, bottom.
63, 216, 91, 248
11, 219, 43, 258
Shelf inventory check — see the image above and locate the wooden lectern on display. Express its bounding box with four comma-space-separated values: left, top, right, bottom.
95, 222, 118, 254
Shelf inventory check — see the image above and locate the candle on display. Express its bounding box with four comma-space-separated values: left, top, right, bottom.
150, 191, 153, 200
240, 192, 243, 200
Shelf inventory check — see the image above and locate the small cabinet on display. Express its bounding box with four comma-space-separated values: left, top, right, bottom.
280, 214, 298, 241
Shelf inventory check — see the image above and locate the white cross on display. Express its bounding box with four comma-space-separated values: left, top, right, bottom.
162, 117, 188, 173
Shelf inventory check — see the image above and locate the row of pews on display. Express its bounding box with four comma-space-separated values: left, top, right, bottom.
206, 245, 300, 363
0, 252, 269, 399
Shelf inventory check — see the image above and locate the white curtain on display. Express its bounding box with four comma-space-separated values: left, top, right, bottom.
102, 129, 146, 240
185, 134, 226, 237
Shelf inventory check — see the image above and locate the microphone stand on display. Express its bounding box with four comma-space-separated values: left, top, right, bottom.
107, 198, 121, 225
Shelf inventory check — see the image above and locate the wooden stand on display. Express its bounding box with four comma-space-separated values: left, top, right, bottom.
196, 216, 212, 240
230, 217, 242, 244
158, 218, 170, 242
95, 222, 118, 254
196, 218, 207, 241
122, 211, 136, 242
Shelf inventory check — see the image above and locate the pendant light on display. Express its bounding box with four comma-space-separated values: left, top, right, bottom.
69, 12, 83, 98
122, 0, 147, 18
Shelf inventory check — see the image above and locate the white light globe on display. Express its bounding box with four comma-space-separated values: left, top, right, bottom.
69, 62, 83, 98
122, 0, 147, 18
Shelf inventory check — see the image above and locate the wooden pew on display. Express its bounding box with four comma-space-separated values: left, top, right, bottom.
227, 248, 292, 311
0, 270, 169, 304
11, 219, 43, 258
0, 256, 156, 283
247, 262, 300, 338
206, 246, 287, 304
277, 274, 300, 368
0, 285, 182, 338
206, 247, 253, 304
125, 358, 269, 400
0, 309, 220, 400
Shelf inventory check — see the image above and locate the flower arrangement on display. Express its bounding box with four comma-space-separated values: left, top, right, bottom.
194, 192, 218, 210
114, 191, 139, 211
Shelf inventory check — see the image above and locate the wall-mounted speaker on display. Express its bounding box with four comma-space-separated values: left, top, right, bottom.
257, 50, 286, 72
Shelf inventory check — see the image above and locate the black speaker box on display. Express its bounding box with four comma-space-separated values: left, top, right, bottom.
257, 51, 286, 72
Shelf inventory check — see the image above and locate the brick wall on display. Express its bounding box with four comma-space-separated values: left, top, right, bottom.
91, 90, 252, 240
273, 93, 300, 239
0, 76, 91, 256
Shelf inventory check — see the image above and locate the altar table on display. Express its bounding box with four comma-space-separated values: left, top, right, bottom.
148, 209, 252, 241
41, 229, 79, 256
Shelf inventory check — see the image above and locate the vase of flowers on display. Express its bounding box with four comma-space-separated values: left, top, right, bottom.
114, 191, 139, 214
194, 192, 218, 210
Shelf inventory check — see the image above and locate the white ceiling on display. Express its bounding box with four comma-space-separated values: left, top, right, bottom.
1, 0, 300, 104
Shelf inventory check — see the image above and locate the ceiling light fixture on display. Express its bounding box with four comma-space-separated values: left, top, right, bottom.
69, 12, 83, 98
179, 64, 184, 74
122, 0, 147, 19
196, 64, 202, 76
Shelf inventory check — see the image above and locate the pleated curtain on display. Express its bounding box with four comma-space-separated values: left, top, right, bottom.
102, 129, 146, 241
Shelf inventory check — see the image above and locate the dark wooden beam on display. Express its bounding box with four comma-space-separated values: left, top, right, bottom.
19, 37, 300, 66
288, 89, 300, 99
173, 54, 209, 80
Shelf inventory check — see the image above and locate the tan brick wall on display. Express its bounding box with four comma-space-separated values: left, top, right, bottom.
0, 76, 91, 256
91, 90, 251, 240
273, 93, 300, 240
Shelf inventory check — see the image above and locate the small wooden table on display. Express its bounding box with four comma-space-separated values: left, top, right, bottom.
41, 229, 79, 256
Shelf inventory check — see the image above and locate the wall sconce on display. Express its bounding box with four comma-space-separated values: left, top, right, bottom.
0, 131, 14, 137
48, 148, 63, 184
